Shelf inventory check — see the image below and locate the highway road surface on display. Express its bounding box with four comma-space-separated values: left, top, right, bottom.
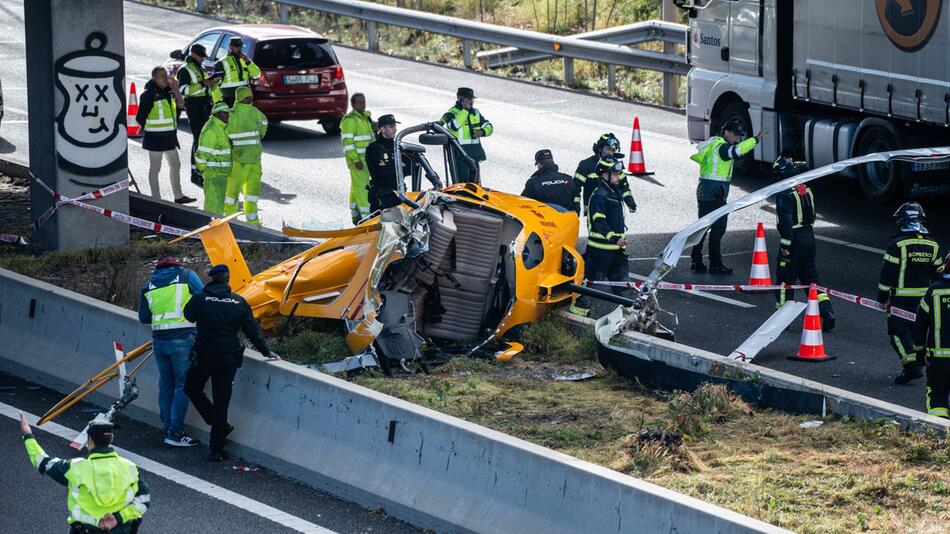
1, 0, 949, 415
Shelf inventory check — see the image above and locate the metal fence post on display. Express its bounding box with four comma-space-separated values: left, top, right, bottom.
367, 20, 379, 52
196, 0, 205, 13
607, 65, 617, 93
278, 3, 289, 24
662, 0, 681, 107
564, 57, 575, 88
462, 39, 473, 68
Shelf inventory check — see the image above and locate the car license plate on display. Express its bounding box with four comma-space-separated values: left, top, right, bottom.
284, 75, 320, 85
912, 159, 950, 172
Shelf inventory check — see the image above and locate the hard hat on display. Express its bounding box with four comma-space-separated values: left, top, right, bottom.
592, 133, 622, 155
772, 156, 802, 179
596, 156, 626, 177
894, 202, 928, 234
234, 86, 253, 102
721, 118, 746, 136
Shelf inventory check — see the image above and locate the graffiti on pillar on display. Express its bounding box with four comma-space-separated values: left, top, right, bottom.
54, 32, 127, 179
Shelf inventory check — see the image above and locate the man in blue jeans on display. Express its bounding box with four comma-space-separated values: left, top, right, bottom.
139, 256, 204, 447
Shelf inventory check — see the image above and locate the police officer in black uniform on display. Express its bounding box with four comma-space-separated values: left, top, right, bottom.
913, 252, 950, 418
573, 133, 636, 216
521, 149, 579, 213
183, 264, 278, 460
772, 156, 835, 330
570, 156, 634, 317
176, 43, 215, 187
879, 202, 943, 384
366, 114, 412, 212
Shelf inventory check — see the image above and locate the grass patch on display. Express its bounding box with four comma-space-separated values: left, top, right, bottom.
518, 313, 597, 364
271, 318, 350, 366
140, 0, 687, 106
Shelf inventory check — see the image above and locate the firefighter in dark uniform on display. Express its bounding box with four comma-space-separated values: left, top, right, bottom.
879, 202, 942, 384
183, 264, 279, 460
573, 133, 636, 216
772, 156, 835, 330
912, 252, 950, 418
521, 149, 579, 213
570, 156, 634, 317
366, 114, 412, 212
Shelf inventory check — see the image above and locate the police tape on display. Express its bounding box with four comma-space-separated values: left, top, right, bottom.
589, 280, 917, 321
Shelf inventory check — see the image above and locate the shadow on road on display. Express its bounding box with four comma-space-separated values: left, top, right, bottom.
0, 136, 16, 154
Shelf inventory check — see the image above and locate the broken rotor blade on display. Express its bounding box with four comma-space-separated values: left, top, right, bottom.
169, 212, 244, 244
282, 224, 382, 238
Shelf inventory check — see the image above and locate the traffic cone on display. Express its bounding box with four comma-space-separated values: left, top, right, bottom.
127, 82, 141, 138
748, 222, 772, 286
788, 285, 835, 362
627, 116, 654, 176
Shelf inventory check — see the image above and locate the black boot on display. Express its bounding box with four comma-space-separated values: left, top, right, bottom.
690, 260, 708, 273
821, 312, 836, 332
894, 363, 924, 384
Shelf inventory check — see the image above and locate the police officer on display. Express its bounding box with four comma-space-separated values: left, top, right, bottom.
772, 156, 835, 330
573, 133, 635, 215
366, 114, 412, 212
522, 149, 579, 213
913, 252, 950, 418
212, 37, 261, 106
183, 265, 278, 460
570, 156, 633, 317
879, 202, 942, 384
20, 413, 150, 533
442, 87, 492, 183
341, 93, 375, 224
690, 120, 767, 274
176, 43, 216, 187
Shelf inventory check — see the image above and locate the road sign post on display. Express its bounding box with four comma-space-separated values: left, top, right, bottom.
24, 0, 130, 250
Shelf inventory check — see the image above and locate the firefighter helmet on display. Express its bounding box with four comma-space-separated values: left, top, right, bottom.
893, 202, 928, 234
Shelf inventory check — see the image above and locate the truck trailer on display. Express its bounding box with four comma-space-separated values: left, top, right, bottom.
678, 0, 950, 200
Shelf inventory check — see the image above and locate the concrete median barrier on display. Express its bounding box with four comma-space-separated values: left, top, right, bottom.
0, 268, 787, 534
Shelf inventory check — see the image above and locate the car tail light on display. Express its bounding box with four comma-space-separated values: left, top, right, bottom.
332, 65, 345, 86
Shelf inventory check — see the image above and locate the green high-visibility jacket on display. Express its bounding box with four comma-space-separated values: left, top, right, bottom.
196, 116, 232, 175
212, 53, 261, 101
177, 57, 211, 99
227, 101, 268, 164
144, 96, 176, 133
340, 110, 375, 165
144, 272, 197, 331
441, 105, 493, 147
24, 435, 150, 529
690, 135, 757, 182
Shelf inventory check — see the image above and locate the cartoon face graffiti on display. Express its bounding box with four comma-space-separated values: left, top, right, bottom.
54, 32, 127, 177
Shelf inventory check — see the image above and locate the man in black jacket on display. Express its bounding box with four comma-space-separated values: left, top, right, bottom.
136, 66, 195, 204
573, 133, 636, 216
176, 43, 217, 187
183, 264, 278, 460
522, 149, 579, 213
366, 114, 412, 212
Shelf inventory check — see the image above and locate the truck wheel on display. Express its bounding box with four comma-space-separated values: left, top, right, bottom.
716, 102, 754, 177
320, 118, 341, 136
856, 125, 902, 203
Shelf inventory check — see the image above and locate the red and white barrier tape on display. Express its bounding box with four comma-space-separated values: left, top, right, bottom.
590, 280, 916, 321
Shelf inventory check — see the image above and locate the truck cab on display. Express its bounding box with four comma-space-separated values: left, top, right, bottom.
679, 0, 950, 201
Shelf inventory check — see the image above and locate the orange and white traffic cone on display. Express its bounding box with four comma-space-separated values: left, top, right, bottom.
748, 222, 772, 286
127, 82, 142, 138
627, 116, 654, 176
789, 285, 835, 362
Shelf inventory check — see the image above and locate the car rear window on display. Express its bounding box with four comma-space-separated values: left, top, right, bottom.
254, 39, 337, 69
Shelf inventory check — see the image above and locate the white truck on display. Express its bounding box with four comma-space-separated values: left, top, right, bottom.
678, 0, 950, 200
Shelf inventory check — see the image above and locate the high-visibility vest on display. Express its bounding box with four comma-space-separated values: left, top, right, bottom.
25, 437, 145, 527
180, 58, 209, 99
144, 96, 176, 133
340, 110, 375, 164
442, 106, 493, 146
217, 55, 261, 91
690, 135, 756, 182
195, 116, 231, 174
144, 272, 195, 331
226, 102, 267, 163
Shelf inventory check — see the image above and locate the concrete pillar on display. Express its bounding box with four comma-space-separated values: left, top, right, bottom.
662, 0, 681, 108
278, 3, 289, 24
607, 64, 617, 93
196, 0, 205, 13
564, 57, 575, 88
25, 0, 129, 250
462, 39, 473, 68
367, 21, 379, 52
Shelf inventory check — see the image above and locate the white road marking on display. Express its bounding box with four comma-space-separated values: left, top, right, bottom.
628, 272, 757, 309
816, 235, 885, 255
0, 401, 338, 534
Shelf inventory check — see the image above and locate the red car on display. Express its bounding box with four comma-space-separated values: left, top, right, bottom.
164, 24, 348, 135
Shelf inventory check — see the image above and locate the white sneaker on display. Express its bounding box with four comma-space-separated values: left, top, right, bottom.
164, 432, 200, 447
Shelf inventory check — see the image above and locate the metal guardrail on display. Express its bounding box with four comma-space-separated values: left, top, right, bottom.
262, 0, 688, 106
477, 20, 686, 69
